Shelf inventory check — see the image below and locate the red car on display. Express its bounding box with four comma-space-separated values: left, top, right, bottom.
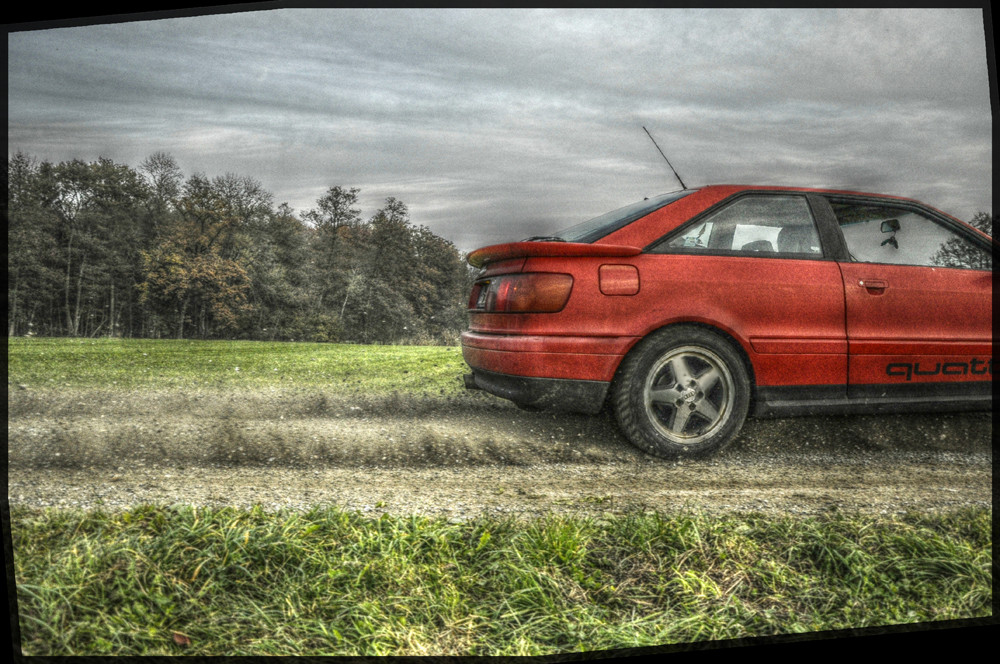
461, 185, 994, 457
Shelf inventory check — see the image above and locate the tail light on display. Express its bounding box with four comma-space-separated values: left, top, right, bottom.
468, 273, 573, 313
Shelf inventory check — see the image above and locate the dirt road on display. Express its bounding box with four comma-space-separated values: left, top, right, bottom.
7, 388, 993, 518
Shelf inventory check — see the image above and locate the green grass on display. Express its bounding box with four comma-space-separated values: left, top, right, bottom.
11, 506, 991, 656
7, 337, 467, 394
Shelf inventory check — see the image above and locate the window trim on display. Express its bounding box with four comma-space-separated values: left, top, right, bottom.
645, 191, 835, 260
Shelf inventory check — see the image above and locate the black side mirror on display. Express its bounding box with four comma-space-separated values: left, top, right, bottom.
880, 218, 900, 233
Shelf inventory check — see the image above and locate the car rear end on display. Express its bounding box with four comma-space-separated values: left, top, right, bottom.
460, 190, 713, 414
461, 244, 648, 413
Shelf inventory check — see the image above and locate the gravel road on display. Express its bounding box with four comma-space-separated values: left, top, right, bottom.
7, 387, 993, 518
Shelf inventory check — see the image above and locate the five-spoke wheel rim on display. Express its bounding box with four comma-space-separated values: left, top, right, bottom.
642, 345, 735, 446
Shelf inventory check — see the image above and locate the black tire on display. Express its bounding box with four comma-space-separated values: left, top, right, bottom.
612, 326, 750, 458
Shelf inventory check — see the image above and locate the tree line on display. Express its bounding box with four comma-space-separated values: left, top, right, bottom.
6, 152, 475, 344
7, 152, 994, 343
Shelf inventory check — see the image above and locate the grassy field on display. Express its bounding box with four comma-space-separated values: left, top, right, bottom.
7, 338, 994, 655
7, 337, 468, 394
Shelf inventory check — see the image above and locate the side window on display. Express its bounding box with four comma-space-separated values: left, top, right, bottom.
654, 195, 823, 256
830, 200, 992, 271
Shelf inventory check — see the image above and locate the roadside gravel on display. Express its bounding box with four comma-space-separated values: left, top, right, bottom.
8, 387, 992, 518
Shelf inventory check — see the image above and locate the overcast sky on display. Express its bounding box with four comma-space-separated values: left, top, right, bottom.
7, 7, 993, 252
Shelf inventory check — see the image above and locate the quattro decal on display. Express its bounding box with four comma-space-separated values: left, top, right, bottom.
886, 359, 992, 381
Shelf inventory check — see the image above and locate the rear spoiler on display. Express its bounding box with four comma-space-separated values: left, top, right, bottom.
467, 241, 642, 268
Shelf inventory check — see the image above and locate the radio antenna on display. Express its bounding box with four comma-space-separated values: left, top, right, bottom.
642, 126, 687, 190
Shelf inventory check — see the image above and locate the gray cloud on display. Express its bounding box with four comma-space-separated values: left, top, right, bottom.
7, 7, 991, 252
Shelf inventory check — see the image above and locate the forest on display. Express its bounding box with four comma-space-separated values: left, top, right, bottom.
6, 152, 475, 344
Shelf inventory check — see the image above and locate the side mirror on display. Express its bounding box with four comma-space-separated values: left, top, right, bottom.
880, 218, 900, 233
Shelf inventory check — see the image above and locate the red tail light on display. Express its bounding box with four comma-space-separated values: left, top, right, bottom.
468, 273, 573, 313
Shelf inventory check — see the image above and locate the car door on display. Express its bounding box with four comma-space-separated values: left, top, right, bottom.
823, 197, 993, 404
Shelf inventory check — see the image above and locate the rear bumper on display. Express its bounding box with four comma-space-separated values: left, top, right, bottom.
464, 369, 609, 414
460, 331, 634, 381
460, 331, 632, 413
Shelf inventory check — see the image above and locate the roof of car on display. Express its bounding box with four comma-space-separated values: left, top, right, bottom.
696, 184, 917, 201
693, 185, 971, 228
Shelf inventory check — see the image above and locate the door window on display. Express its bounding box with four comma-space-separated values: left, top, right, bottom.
830, 201, 991, 271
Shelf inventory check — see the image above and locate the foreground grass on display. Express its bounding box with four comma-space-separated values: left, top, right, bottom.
12, 506, 992, 656
7, 337, 467, 394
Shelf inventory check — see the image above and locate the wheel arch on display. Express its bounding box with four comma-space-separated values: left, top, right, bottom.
611, 320, 759, 401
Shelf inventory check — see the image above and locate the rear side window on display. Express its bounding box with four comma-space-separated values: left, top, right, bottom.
829, 200, 992, 271
651, 195, 823, 256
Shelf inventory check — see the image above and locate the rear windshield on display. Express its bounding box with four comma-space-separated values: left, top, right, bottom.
552, 189, 696, 243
